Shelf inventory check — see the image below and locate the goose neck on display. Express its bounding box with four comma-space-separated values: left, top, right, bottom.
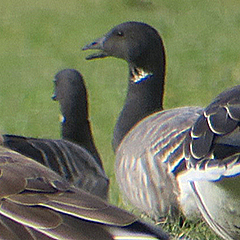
113, 67, 164, 152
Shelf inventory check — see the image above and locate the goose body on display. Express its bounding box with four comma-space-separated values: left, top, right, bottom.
0, 144, 169, 240
2, 135, 109, 200
116, 106, 202, 219
2, 69, 109, 200
182, 85, 240, 239
83, 21, 203, 220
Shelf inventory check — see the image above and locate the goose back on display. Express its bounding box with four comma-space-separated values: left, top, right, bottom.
181, 85, 240, 239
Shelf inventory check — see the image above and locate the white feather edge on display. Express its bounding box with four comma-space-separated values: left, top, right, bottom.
177, 161, 240, 183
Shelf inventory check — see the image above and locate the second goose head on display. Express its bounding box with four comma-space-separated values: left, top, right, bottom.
52, 69, 102, 167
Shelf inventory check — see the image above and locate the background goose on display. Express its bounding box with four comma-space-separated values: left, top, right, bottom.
0, 144, 170, 240
83, 21, 203, 220
52, 69, 102, 167
181, 85, 240, 240
2, 69, 109, 200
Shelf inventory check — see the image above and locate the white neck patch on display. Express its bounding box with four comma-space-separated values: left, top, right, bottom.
131, 67, 153, 83
59, 114, 66, 123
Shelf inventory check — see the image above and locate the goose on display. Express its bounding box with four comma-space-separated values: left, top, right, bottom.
83, 21, 203, 220
52, 69, 102, 167
181, 84, 240, 240
2, 69, 109, 200
0, 143, 170, 240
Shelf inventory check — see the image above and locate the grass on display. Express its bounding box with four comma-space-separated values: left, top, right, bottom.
1, 0, 239, 238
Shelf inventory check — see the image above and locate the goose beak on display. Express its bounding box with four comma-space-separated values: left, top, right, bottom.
82, 36, 108, 60
52, 93, 57, 101
52, 78, 57, 101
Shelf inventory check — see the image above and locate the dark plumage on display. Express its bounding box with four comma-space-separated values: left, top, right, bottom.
181, 85, 240, 239
83, 21, 203, 220
2, 69, 109, 200
0, 145, 169, 240
83, 21, 166, 151
52, 69, 102, 167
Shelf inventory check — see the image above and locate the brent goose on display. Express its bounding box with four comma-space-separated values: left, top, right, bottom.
83, 21, 203, 220
2, 69, 109, 200
0, 144, 169, 240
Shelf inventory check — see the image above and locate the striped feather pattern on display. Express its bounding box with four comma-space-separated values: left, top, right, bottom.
182, 85, 240, 239
0, 146, 169, 240
116, 106, 203, 220
2, 134, 109, 200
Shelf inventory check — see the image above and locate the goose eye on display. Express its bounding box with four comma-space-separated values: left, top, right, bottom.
117, 31, 124, 37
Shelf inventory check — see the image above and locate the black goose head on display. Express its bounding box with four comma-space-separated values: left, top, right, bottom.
52, 69, 103, 167
52, 69, 88, 120
83, 22, 166, 151
83, 21, 165, 79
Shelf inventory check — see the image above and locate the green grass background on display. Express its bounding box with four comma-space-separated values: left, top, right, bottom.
1, 0, 239, 239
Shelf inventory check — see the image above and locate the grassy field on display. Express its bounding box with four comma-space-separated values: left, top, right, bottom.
1, 0, 240, 238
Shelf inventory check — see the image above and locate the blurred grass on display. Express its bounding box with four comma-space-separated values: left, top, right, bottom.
1, 0, 239, 238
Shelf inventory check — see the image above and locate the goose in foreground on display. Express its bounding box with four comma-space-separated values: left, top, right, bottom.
181, 85, 240, 240
83, 21, 203, 220
0, 144, 170, 240
2, 69, 109, 200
